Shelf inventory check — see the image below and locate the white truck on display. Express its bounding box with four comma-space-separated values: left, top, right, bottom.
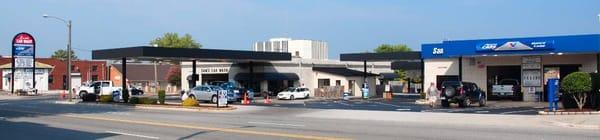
77, 81, 122, 98
491, 79, 521, 100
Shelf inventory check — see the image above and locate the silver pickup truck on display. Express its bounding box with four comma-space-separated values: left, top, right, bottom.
491, 79, 521, 100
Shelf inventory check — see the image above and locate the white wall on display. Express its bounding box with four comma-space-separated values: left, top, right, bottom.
423, 58, 459, 88
2, 69, 49, 91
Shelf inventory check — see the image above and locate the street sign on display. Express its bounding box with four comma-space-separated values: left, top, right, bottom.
217, 90, 228, 107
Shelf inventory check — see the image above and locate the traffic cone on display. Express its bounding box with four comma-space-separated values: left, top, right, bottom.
264, 96, 272, 104
242, 93, 249, 105
60, 90, 66, 100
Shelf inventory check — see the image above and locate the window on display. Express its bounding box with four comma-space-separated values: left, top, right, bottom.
318, 79, 330, 88
48, 75, 54, 84
295, 51, 300, 57
91, 75, 99, 81
336, 80, 341, 86
92, 65, 98, 72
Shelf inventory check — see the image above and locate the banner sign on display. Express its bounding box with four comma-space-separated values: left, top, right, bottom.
476, 41, 554, 52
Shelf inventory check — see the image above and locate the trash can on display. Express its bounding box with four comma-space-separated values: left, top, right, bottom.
547, 78, 559, 111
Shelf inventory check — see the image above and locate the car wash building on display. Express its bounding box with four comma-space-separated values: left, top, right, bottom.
421, 34, 600, 102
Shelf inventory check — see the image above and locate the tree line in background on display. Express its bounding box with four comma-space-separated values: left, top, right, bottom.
373, 44, 421, 85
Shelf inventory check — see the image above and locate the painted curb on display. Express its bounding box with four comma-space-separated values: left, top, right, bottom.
538, 111, 600, 115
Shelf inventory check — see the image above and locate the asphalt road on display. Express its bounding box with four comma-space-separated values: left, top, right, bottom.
1, 95, 599, 140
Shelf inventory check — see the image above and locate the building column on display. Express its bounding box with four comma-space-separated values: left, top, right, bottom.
363, 60, 367, 98
191, 60, 197, 89
122, 57, 127, 100
421, 59, 425, 93
249, 61, 254, 91
458, 57, 463, 81
597, 53, 600, 73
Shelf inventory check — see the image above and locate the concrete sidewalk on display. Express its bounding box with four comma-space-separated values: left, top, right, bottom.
541, 115, 600, 130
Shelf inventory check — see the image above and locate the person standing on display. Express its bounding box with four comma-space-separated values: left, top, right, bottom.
426, 82, 439, 107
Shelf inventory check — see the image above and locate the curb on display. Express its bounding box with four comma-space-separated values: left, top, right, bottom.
538, 111, 600, 115
56, 101, 237, 112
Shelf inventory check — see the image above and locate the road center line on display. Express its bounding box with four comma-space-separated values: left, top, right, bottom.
248, 121, 306, 127
105, 130, 160, 139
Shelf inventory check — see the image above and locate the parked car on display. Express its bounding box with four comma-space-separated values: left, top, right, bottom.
187, 85, 224, 103
77, 81, 122, 98
129, 85, 144, 95
440, 81, 486, 107
491, 79, 522, 101
217, 82, 254, 102
277, 87, 310, 100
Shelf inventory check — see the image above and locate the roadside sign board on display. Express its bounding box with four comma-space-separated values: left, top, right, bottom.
218, 90, 228, 107
11, 32, 36, 93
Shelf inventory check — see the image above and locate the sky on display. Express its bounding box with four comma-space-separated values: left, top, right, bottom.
1, 0, 600, 59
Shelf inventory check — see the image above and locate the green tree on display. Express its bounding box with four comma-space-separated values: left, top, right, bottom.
374, 44, 412, 53
51, 49, 78, 60
561, 72, 592, 110
167, 65, 181, 87
150, 32, 201, 49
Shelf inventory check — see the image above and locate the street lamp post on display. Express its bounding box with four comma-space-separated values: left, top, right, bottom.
43, 14, 73, 102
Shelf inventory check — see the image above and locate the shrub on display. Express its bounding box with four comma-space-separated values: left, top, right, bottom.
99, 95, 113, 103
139, 97, 157, 104
182, 98, 199, 107
82, 94, 98, 102
158, 90, 166, 104
129, 97, 140, 104
561, 72, 592, 110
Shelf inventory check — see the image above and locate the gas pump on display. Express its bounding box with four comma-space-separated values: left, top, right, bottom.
547, 78, 560, 111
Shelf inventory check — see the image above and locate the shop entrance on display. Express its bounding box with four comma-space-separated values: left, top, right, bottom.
486, 66, 522, 100
436, 75, 459, 89
201, 74, 228, 85
542, 64, 581, 101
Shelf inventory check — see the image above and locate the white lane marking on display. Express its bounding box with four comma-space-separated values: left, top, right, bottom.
371, 101, 404, 108
475, 111, 490, 113
105, 130, 160, 139
0, 117, 6, 120
248, 121, 306, 127
500, 109, 537, 114
396, 108, 411, 111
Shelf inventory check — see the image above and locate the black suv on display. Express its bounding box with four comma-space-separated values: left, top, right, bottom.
440, 81, 486, 107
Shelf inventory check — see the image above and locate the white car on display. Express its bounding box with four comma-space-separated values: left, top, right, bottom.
277, 87, 310, 100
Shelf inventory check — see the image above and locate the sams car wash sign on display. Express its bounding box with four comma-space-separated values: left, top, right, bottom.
476, 41, 554, 52
11, 32, 36, 93
13, 32, 36, 68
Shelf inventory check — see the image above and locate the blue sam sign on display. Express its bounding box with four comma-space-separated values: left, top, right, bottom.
476, 41, 554, 52
14, 45, 34, 56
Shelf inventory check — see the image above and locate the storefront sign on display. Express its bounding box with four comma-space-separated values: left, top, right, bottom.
200, 67, 229, 74
522, 56, 542, 87
12, 33, 36, 68
476, 41, 554, 52
432, 48, 444, 55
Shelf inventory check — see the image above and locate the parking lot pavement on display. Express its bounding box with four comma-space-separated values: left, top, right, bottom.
242, 95, 547, 115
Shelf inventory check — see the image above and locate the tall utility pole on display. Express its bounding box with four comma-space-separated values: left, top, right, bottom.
43, 14, 73, 101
